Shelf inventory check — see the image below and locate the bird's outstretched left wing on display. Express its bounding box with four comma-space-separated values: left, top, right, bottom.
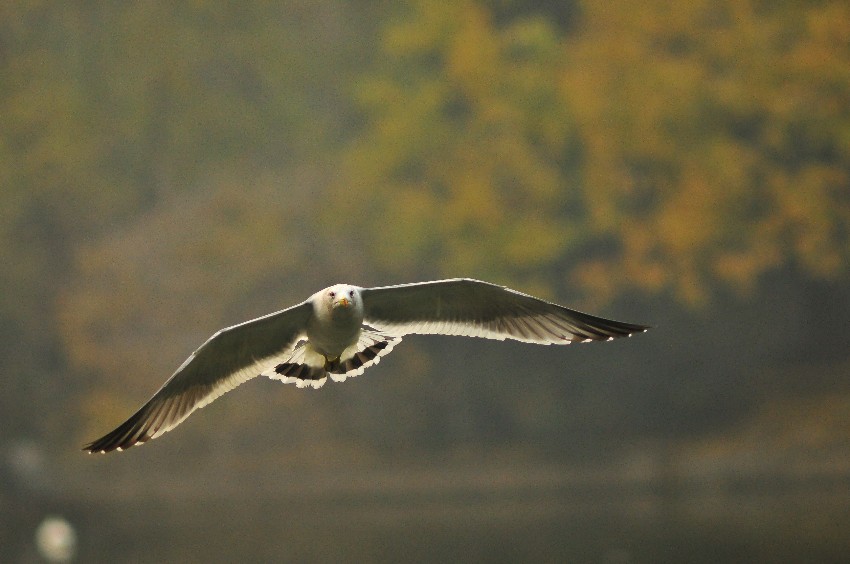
361, 278, 649, 344
84, 301, 313, 453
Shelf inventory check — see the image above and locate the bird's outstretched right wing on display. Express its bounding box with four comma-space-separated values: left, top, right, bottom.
84, 301, 313, 453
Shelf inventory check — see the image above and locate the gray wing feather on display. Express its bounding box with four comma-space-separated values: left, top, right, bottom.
84, 301, 313, 453
361, 279, 649, 344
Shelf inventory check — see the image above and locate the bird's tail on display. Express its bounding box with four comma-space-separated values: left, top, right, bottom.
263, 329, 401, 389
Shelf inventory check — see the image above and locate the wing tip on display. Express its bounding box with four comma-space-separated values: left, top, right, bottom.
82, 413, 156, 454
562, 320, 650, 344
82, 433, 150, 454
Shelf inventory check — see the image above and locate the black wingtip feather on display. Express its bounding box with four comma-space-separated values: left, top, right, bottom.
83, 406, 155, 454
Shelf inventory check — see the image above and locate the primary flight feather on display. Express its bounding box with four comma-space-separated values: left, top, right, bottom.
84, 278, 649, 453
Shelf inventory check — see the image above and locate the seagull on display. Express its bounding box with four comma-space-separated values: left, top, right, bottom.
84, 278, 649, 453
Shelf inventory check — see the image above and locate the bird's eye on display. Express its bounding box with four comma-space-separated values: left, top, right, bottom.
349, 290, 355, 297
329, 291, 335, 298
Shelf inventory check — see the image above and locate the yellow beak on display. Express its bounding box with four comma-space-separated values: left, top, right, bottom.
338, 297, 350, 308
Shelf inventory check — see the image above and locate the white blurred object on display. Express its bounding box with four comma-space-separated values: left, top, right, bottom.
7, 439, 47, 489
35, 516, 77, 562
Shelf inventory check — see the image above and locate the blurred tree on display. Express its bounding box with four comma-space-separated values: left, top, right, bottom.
0, 1, 376, 446
0, 2, 137, 441
333, 0, 850, 306
561, 0, 850, 304
330, 0, 579, 295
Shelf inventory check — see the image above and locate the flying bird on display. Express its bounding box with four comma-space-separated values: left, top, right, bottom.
84, 278, 649, 453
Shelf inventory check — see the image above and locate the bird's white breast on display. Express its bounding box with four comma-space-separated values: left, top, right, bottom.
305, 286, 364, 359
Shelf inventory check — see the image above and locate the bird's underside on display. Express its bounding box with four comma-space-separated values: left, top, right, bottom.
265, 328, 402, 389
84, 278, 650, 453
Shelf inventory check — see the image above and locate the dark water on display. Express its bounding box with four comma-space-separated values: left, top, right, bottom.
51, 476, 850, 563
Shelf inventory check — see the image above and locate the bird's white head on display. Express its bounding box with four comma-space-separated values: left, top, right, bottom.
315, 284, 362, 318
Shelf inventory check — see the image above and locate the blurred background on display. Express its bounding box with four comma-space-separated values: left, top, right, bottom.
2, 1, 850, 561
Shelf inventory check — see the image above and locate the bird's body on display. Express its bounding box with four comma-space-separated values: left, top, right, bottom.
84, 278, 649, 453
305, 284, 364, 360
